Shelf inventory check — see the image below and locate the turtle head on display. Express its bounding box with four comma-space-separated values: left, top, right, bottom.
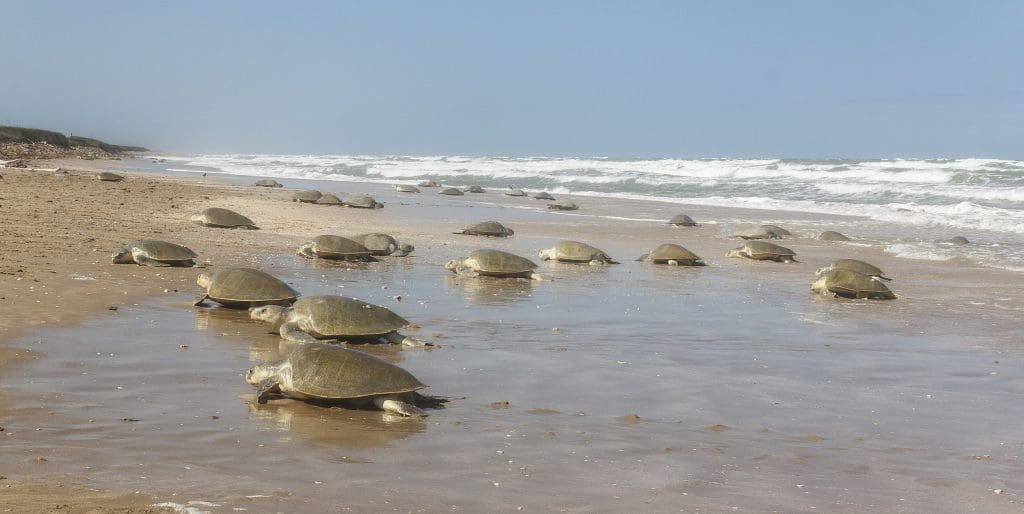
394, 243, 415, 257
111, 247, 134, 264
249, 305, 287, 324
444, 259, 463, 272
196, 272, 212, 289
538, 248, 554, 260
726, 249, 743, 259
810, 274, 830, 295
245, 364, 276, 385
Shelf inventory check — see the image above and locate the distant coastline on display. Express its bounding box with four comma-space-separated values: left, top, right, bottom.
0, 125, 147, 162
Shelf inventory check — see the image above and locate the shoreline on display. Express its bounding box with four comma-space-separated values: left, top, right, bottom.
1, 157, 1022, 512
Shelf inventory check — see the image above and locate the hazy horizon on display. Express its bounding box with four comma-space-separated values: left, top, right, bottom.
2, 1, 1022, 159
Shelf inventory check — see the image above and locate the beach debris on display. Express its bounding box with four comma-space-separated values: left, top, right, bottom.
254, 179, 283, 187
667, 214, 698, 226
464, 185, 486, 193
394, 184, 420, 193
547, 200, 578, 211
418, 179, 441, 187
247, 343, 431, 416
292, 189, 323, 203
111, 240, 198, 267
733, 224, 789, 239
350, 233, 414, 256
250, 294, 431, 346
455, 221, 514, 237
314, 192, 344, 206
445, 249, 543, 280
811, 269, 896, 299
538, 241, 619, 264
818, 230, 851, 241
297, 235, 378, 261
194, 267, 299, 308
636, 243, 705, 266
949, 235, 970, 245
533, 191, 555, 200
190, 207, 258, 229
345, 194, 384, 209
726, 241, 798, 263
71, 273, 98, 281
504, 188, 527, 197
815, 259, 891, 281
96, 172, 124, 182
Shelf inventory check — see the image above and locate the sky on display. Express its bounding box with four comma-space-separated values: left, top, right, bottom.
2, 1, 1021, 158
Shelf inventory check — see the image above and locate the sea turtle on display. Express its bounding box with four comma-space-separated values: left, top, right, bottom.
815, 259, 891, 281
292, 190, 323, 203
112, 240, 198, 267
505, 189, 527, 197
250, 295, 429, 347
733, 225, 783, 240
636, 244, 705, 266
350, 233, 414, 256
455, 221, 514, 237
811, 269, 896, 300
190, 207, 258, 229
761, 225, 792, 237
533, 192, 556, 200
949, 236, 970, 245
727, 241, 798, 263
315, 193, 344, 206
194, 267, 299, 308
97, 172, 124, 182
548, 201, 579, 211
668, 214, 698, 226
246, 343, 429, 416
418, 179, 441, 187
819, 231, 850, 241
346, 195, 384, 209
394, 184, 421, 193
439, 187, 465, 196
254, 179, 283, 188
445, 249, 542, 280
538, 241, 618, 264
464, 185, 485, 193
297, 235, 378, 261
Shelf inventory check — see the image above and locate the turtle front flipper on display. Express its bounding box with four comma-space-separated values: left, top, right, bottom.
279, 322, 322, 345
133, 254, 173, 267
192, 294, 210, 306
635, 253, 649, 262
374, 396, 427, 417
383, 332, 434, 347
529, 272, 544, 281
256, 379, 280, 404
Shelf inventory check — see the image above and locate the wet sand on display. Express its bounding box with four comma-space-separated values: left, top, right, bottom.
1, 159, 1023, 512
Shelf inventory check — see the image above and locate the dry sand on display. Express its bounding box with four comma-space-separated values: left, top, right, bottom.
1, 159, 1022, 512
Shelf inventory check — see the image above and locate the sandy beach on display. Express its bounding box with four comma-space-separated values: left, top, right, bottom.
1, 157, 1022, 513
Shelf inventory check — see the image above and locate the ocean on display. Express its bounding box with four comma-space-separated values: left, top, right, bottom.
155, 154, 1024, 272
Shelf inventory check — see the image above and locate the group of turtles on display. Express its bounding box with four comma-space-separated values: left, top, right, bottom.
107, 179, 937, 417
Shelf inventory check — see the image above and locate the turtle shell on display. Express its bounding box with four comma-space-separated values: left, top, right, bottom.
547, 241, 613, 262
346, 195, 382, 208
290, 295, 410, 337
819, 231, 850, 241
533, 192, 555, 200
464, 185, 485, 193
196, 207, 256, 228
350, 233, 398, 255
204, 268, 299, 307
733, 225, 778, 239
668, 214, 697, 226
97, 172, 124, 182
460, 221, 513, 237
760, 224, 792, 237
816, 259, 887, 279
283, 343, 425, 400
462, 249, 538, 275
949, 236, 969, 245
315, 193, 344, 205
811, 269, 895, 299
131, 240, 198, 261
547, 201, 578, 211
292, 190, 323, 203
647, 244, 703, 265
254, 179, 283, 187
439, 188, 465, 196
505, 189, 527, 197
308, 235, 374, 259
394, 184, 420, 193
738, 241, 796, 260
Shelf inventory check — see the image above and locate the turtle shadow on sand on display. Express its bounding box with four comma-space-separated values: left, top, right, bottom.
444, 273, 536, 305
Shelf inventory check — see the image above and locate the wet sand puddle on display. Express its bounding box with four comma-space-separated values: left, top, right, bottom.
2, 241, 1024, 512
